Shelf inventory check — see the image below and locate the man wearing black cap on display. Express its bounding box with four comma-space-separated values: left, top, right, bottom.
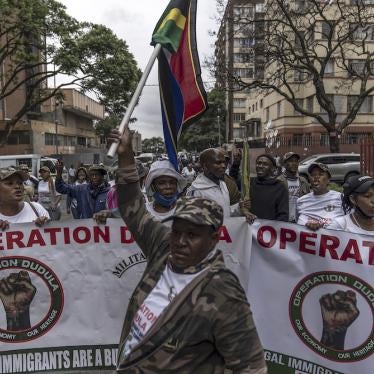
110, 128, 267, 374
296, 162, 344, 230
277, 152, 310, 222
247, 154, 289, 222
329, 175, 374, 233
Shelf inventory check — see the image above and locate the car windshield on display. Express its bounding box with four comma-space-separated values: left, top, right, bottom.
300, 155, 319, 165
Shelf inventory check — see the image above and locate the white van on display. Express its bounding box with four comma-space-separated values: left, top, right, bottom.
0, 154, 68, 181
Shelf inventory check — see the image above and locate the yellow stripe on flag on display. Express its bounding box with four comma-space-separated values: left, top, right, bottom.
157, 8, 186, 32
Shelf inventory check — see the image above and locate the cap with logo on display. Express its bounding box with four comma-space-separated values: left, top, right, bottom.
343, 175, 374, 195
283, 152, 300, 162
0, 167, 27, 181
307, 162, 331, 177
162, 196, 223, 230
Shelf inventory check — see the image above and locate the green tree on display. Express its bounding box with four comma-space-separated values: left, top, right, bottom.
142, 137, 165, 154
0, 0, 141, 142
179, 88, 226, 152
214, 0, 374, 152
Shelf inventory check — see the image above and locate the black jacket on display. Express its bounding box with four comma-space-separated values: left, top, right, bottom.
250, 177, 289, 221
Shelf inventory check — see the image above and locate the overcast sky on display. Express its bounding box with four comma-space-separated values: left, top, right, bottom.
59, 0, 219, 139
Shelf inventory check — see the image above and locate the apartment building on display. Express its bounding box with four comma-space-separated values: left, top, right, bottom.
215, 0, 264, 142
216, 0, 374, 156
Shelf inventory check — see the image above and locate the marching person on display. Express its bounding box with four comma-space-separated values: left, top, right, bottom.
0, 167, 49, 230
329, 175, 374, 234
37, 166, 62, 221
181, 162, 196, 184
55, 162, 110, 219
69, 166, 88, 219
246, 154, 289, 222
277, 152, 310, 222
187, 148, 242, 217
296, 163, 344, 230
110, 128, 267, 374
19, 164, 39, 202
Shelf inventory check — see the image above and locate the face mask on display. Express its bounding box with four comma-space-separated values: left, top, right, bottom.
153, 191, 178, 208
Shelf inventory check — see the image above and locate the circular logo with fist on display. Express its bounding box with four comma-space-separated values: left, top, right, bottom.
289, 271, 373, 362
0, 256, 64, 342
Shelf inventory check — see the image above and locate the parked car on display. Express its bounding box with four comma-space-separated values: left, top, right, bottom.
135, 153, 157, 167
298, 153, 360, 183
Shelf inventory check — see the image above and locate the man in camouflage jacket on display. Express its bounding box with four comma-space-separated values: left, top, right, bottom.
112, 128, 267, 374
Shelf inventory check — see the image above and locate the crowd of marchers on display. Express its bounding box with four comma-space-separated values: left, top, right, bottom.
0, 129, 372, 373
0, 143, 373, 235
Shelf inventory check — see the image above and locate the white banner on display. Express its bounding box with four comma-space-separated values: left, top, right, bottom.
0, 219, 372, 373
0, 219, 250, 373
249, 220, 373, 374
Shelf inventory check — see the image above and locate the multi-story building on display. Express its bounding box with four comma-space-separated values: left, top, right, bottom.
215, 0, 264, 142
216, 0, 374, 156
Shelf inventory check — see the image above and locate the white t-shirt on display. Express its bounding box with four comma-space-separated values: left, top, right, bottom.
0, 202, 50, 223
287, 178, 300, 222
119, 265, 202, 362
182, 167, 196, 184
145, 201, 175, 222
297, 190, 344, 227
38, 180, 61, 209
328, 214, 374, 235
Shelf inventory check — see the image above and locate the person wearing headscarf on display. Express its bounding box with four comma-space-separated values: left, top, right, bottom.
144, 160, 187, 221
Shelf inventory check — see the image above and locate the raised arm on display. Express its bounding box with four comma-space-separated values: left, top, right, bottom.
110, 128, 170, 259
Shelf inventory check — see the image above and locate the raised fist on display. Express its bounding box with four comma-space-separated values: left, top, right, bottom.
320, 290, 359, 350
0, 271, 36, 331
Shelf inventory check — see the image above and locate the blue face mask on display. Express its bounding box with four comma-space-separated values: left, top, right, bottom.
153, 192, 179, 208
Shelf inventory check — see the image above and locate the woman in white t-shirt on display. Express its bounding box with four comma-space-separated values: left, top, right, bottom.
328, 175, 374, 234
296, 162, 344, 230
0, 167, 49, 230
37, 166, 61, 221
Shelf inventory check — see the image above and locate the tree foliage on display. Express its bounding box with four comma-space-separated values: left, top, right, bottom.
179, 88, 226, 152
0, 0, 141, 142
142, 137, 165, 154
215, 0, 374, 152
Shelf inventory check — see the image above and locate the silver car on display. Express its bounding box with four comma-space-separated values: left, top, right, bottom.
298, 153, 360, 183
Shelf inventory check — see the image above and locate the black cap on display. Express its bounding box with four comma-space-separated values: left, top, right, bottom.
343, 175, 374, 195
256, 154, 276, 167
307, 162, 331, 177
283, 152, 300, 162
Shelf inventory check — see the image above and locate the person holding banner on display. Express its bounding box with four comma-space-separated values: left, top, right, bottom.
110, 128, 267, 374
329, 175, 374, 234
296, 162, 344, 230
0, 167, 49, 230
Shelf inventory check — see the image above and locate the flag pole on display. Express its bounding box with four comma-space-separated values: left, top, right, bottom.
107, 43, 162, 158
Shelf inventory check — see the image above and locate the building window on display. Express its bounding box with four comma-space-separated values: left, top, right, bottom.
77, 137, 87, 146
233, 98, 246, 108
325, 59, 334, 75
233, 113, 246, 123
348, 59, 370, 75
234, 38, 254, 48
233, 52, 254, 63
306, 96, 314, 112
350, 23, 374, 40
294, 99, 303, 115
233, 67, 254, 79
45, 133, 55, 146
277, 102, 281, 117
321, 21, 332, 40
294, 69, 309, 82
233, 5, 254, 18
265, 107, 269, 122
260, 99, 263, 108
347, 95, 373, 112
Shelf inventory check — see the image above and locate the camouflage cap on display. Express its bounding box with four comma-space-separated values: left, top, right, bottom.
89, 164, 107, 175
308, 162, 331, 177
0, 167, 27, 181
283, 151, 300, 162
162, 196, 223, 230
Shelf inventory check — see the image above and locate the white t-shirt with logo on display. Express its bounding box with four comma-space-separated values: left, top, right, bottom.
328, 214, 374, 235
0, 202, 50, 223
287, 178, 300, 222
118, 265, 202, 362
296, 190, 344, 227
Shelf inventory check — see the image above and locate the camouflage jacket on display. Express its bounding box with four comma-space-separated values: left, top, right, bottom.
116, 165, 267, 374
